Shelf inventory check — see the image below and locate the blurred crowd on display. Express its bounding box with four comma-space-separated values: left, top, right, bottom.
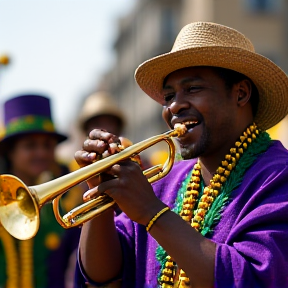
0, 82, 135, 288
0, 48, 165, 287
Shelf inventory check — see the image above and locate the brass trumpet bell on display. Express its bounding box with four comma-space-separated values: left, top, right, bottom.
0, 126, 186, 240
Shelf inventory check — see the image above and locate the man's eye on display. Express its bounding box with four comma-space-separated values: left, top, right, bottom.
189, 86, 201, 92
164, 94, 175, 102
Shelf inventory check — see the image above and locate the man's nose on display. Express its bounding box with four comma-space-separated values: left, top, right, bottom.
167, 94, 189, 115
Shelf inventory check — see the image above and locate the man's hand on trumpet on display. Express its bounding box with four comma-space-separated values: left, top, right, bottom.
74, 128, 166, 226
75, 129, 122, 190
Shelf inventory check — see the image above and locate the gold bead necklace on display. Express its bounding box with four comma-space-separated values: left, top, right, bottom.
159, 123, 259, 287
0, 225, 34, 288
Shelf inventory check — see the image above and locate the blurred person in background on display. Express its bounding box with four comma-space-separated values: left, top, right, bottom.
78, 91, 125, 138
0, 94, 80, 288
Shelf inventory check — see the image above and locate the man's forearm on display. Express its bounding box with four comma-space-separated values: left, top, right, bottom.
79, 208, 123, 283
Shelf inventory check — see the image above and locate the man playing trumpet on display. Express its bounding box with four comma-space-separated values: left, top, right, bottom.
74, 22, 288, 288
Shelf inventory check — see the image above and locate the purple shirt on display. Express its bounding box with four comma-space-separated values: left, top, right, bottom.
75, 140, 288, 288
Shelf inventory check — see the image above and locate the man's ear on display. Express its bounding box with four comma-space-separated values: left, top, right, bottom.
236, 79, 252, 107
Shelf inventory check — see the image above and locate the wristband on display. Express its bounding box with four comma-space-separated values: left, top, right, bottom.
146, 206, 170, 232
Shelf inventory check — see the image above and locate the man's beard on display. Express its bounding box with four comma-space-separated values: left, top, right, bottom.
180, 128, 211, 160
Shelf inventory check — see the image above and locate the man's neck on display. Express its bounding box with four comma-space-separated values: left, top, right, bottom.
197, 159, 215, 186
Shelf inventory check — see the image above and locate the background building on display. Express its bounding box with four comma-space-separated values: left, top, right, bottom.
96, 0, 288, 156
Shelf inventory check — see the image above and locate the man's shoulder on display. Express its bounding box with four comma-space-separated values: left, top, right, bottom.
267, 140, 288, 154
257, 140, 288, 166
241, 140, 288, 196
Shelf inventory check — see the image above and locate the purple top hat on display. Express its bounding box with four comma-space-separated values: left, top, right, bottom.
0, 94, 68, 152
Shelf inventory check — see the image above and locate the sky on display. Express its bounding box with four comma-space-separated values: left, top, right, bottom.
0, 0, 136, 132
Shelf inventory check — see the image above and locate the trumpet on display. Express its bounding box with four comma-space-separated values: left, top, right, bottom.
0, 125, 186, 240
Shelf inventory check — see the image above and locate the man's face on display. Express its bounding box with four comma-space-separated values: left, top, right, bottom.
9, 133, 58, 179
161, 66, 239, 160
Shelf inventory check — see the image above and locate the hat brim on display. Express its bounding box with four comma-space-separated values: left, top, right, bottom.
79, 113, 125, 132
135, 46, 288, 131
0, 131, 68, 155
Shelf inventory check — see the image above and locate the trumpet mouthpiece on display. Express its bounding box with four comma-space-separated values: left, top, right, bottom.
173, 123, 187, 137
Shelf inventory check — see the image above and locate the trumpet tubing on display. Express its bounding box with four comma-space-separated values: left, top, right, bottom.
0, 126, 186, 240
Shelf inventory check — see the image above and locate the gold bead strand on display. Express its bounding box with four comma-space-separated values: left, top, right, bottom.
0, 226, 19, 288
160, 163, 201, 287
180, 162, 201, 222
20, 239, 34, 288
159, 123, 259, 287
191, 123, 258, 232
178, 269, 191, 287
160, 256, 176, 287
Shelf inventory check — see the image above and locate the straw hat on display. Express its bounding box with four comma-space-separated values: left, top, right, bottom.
135, 22, 288, 131
78, 91, 125, 132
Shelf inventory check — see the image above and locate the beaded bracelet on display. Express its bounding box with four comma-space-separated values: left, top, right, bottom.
146, 206, 170, 232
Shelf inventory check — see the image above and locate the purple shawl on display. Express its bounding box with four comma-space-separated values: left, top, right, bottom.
75, 140, 288, 288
